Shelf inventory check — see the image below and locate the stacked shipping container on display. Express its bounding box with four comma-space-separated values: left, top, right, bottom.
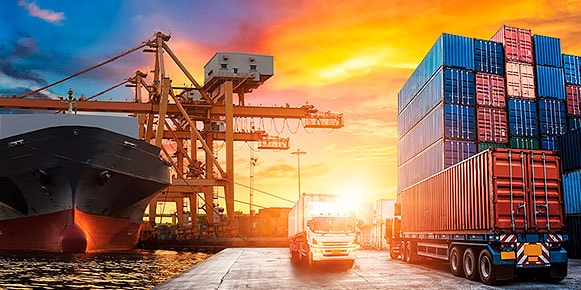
561, 129, 581, 258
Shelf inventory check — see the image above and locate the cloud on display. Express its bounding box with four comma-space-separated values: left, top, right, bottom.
18, 0, 65, 24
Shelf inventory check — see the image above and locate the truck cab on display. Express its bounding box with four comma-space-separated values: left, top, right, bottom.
304, 214, 358, 265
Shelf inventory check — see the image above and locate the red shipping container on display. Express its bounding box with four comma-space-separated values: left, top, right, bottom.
506, 62, 536, 99
476, 73, 506, 108
491, 25, 533, 63
399, 148, 564, 234
566, 84, 581, 116
477, 107, 508, 143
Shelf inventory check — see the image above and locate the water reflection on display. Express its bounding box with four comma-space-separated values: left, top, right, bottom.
0, 250, 210, 289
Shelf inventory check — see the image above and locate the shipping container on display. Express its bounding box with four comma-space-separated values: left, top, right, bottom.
399, 148, 564, 233
398, 103, 475, 165
540, 135, 560, 150
566, 215, 581, 258
505, 62, 535, 99
491, 25, 533, 63
561, 128, 581, 172
538, 98, 567, 135
474, 39, 504, 75
535, 66, 566, 99
477, 107, 508, 143
563, 170, 581, 215
476, 73, 506, 108
398, 34, 475, 113
510, 136, 540, 149
566, 85, 581, 116
398, 67, 475, 137
563, 54, 581, 85
508, 98, 538, 137
398, 139, 476, 191
478, 142, 508, 152
533, 35, 563, 68
570, 117, 581, 131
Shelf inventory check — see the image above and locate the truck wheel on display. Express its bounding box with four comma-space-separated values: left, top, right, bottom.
400, 241, 407, 262
449, 247, 464, 277
404, 241, 417, 263
389, 245, 399, 260
478, 249, 496, 285
463, 248, 479, 281
290, 249, 300, 264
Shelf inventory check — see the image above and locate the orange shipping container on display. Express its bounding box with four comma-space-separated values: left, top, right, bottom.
398, 148, 564, 234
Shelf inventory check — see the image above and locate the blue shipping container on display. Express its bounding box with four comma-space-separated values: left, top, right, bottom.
561, 128, 581, 172
398, 33, 475, 113
474, 39, 504, 75
444, 139, 477, 168
444, 104, 476, 140
570, 117, 581, 132
538, 98, 567, 135
563, 54, 581, 85
540, 135, 560, 150
563, 170, 581, 215
398, 68, 475, 137
508, 98, 538, 137
535, 65, 566, 99
533, 35, 563, 68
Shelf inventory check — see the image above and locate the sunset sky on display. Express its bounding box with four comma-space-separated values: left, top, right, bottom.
1, 0, 581, 214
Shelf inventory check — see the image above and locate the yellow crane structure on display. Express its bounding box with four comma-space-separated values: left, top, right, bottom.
0, 32, 343, 238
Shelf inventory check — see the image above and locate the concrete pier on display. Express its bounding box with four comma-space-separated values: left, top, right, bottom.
154, 248, 581, 289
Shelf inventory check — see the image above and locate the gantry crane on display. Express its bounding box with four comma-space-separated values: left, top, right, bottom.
0, 32, 343, 238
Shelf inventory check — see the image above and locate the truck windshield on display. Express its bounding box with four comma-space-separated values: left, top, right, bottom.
311, 217, 354, 233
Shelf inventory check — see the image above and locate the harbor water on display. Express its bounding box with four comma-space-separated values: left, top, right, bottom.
0, 250, 210, 289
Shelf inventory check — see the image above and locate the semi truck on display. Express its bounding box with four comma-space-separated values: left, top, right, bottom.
387, 148, 568, 285
288, 193, 358, 267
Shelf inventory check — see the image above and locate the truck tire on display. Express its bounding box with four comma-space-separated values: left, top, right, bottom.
449, 247, 464, 277
478, 249, 496, 285
463, 247, 479, 281
290, 249, 300, 264
404, 241, 417, 263
389, 245, 399, 260
400, 241, 408, 262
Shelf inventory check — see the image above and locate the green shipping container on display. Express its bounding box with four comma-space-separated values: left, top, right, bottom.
510, 137, 540, 149
478, 142, 508, 152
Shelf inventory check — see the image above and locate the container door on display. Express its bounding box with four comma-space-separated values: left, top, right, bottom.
527, 151, 564, 231
494, 150, 529, 230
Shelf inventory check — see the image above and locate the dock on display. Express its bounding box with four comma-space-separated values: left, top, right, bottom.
153, 248, 581, 289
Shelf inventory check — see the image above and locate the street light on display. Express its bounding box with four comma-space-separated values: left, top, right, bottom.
291, 149, 306, 200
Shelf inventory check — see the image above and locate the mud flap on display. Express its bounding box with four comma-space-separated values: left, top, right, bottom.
495, 264, 514, 281
550, 263, 567, 279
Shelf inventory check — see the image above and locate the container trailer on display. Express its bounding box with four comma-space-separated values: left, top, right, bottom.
288, 193, 358, 267
387, 148, 568, 285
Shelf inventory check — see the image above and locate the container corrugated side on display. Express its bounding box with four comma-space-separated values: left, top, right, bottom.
477, 107, 508, 143
398, 68, 475, 137
476, 73, 506, 108
566, 215, 581, 258
399, 148, 564, 233
540, 135, 560, 150
506, 62, 536, 99
561, 128, 581, 172
535, 65, 566, 99
566, 85, 581, 116
563, 170, 581, 215
508, 98, 538, 137
533, 35, 563, 68
474, 39, 504, 75
399, 104, 475, 166
491, 25, 533, 63
398, 138, 476, 191
510, 137, 540, 149
398, 33, 475, 113
563, 54, 581, 85
538, 98, 567, 135
570, 117, 581, 132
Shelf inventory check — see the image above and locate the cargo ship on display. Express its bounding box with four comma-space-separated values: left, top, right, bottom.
0, 113, 170, 253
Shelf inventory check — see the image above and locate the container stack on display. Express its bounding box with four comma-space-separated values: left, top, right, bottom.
491, 26, 540, 149
560, 129, 581, 258
474, 39, 507, 151
533, 35, 567, 150
564, 54, 581, 130
397, 34, 477, 190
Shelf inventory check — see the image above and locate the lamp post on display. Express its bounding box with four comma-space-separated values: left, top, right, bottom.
249, 155, 257, 237
291, 149, 306, 200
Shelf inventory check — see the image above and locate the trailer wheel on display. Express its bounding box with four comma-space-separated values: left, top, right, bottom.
404, 241, 417, 263
389, 245, 399, 260
463, 247, 479, 281
449, 247, 464, 277
478, 249, 496, 285
400, 241, 407, 262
